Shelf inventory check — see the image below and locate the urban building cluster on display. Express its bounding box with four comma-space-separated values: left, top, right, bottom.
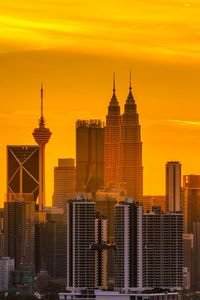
0, 77, 198, 299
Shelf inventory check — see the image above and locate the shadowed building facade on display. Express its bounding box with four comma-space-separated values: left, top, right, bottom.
104, 75, 121, 189
7, 145, 39, 202
76, 120, 104, 193
4, 194, 35, 269
118, 79, 143, 201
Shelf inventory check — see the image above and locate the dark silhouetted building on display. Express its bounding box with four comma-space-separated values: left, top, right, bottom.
4, 194, 35, 269
7, 145, 39, 202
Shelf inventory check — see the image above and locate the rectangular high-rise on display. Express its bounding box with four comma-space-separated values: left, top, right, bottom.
142, 212, 183, 290
183, 174, 200, 233
76, 120, 104, 193
4, 193, 35, 268
114, 199, 183, 292
114, 200, 143, 292
66, 197, 108, 290
166, 161, 181, 212
53, 158, 76, 210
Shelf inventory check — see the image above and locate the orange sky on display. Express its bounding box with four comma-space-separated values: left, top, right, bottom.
0, 0, 200, 206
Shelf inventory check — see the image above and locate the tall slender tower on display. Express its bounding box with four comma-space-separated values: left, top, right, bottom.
104, 73, 121, 189
166, 161, 182, 212
118, 72, 143, 200
32, 85, 52, 209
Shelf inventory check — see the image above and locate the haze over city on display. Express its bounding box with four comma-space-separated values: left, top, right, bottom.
1, 0, 200, 205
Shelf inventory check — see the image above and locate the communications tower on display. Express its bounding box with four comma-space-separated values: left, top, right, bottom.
32, 85, 52, 209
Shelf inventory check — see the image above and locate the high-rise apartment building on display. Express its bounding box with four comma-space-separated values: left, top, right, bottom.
118, 80, 143, 201
76, 120, 104, 193
4, 194, 35, 268
53, 158, 76, 210
166, 162, 182, 212
0, 257, 14, 291
66, 197, 97, 289
114, 199, 183, 292
104, 75, 121, 189
142, 212, 183, 290
114, 199, 143, 292
183, 175, 200, 233
32, 86, 52, 209
66, 197, 108, 290
7, 145, 39, 202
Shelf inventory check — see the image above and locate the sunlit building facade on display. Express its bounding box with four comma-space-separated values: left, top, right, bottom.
166, 162, 182, 212
53, 158, 76, 210
76, 120, 104, 193
104, 76, 121, 189
118, 83, 143, 201
183, 175, 200, 233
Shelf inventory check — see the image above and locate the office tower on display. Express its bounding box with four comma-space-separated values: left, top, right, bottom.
53, 158, 76, 210
0, 257, 14, 291
32, 86, 52, 209
142, 212, 183, 290
4, 194, 35, 268
114, 199, 143, 292
183, 233, 193, 289
0, 209, 4, 257
192, 222, 200, 290
183, 175, 200, 233
43, 207, 66, 281
104, 75, 121, 189
66, 197, 96, 289
76, 120, 104, 193
166, 162, 181, 212
7, 145, 39, 202
118, 76, 143, 201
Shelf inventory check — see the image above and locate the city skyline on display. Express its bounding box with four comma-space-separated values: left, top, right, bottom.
1, 0, 200, 206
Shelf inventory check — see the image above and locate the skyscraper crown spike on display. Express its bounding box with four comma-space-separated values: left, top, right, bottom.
113, 72, 116, 93
41, 83, 44, 119
129, 69, 132, 91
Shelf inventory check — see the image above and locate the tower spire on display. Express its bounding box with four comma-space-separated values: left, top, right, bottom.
113, 72, 116, 93
41, 83, 44, 119
129, 69, 132, 91
39, 83, 45, 127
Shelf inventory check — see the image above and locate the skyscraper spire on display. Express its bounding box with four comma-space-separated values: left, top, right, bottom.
39, 83, 45, 127
110, 72, 118, 106
113, 72, 116, 93
129, 69, 132, 91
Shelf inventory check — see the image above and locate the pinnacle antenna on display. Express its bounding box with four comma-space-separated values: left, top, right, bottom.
113, 72, 116, 93
41, 83, 44, 118
129, 69, 132, 91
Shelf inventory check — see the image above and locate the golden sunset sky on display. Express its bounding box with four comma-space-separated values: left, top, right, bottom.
1, 0, 200, 205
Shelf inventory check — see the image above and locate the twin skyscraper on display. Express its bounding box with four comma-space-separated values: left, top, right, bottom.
76, 72, 143, 200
